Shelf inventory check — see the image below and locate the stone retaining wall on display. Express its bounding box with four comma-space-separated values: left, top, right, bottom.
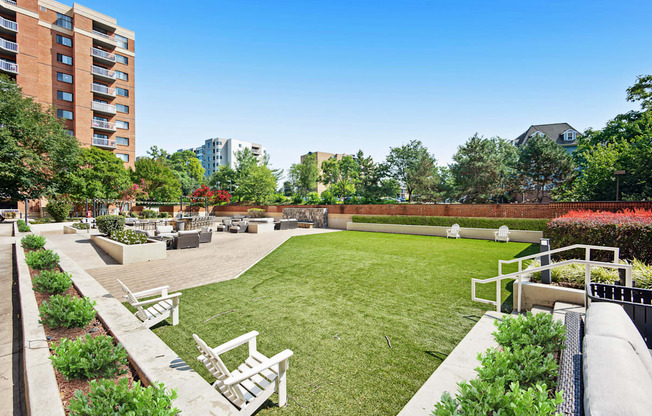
282, 208, 328, 228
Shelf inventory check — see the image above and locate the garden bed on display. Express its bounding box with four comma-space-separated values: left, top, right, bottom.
90, 235, 166, 264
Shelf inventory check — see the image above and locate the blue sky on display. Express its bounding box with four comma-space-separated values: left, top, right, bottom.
78, 0, 651, 175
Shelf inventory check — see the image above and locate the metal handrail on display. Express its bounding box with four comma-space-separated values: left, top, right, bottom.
472, 258, 633, 313
90, 47, 115, 62
2, 0, 18, 6
91, 65, 115, 78
91, 101, 116, 113
0, 59, 17, 73
91, 119, 115, 130
92, 30, 115, 40
0, 15, 17, 31
92, 137, 116, 148
0, 38, 17, 52
91, 83, 116, 96
498, 244, 620, 276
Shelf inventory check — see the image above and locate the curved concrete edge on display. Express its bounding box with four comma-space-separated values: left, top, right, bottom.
346, 222, 543, 243
15, 237, 66, 416
397, 311, 505, 416
51, 243, 238, 416
514, 279, 585, 311
90, 235, 166, 264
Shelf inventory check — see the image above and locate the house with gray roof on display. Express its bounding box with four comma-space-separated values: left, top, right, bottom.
513, 123, 580, 153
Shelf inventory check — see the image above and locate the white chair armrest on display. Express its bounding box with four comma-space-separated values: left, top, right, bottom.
224, 349, 294, 386
494, 231, 499, 236
132, 292, 181, 307
132, 286, 170, 298
210, 331, 259, 356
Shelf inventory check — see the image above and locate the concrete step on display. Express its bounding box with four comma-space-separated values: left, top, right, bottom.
552, 301, 585, 323
530, 305, 553, 315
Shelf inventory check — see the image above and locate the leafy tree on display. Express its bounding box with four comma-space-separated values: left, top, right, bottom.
353, 150, 400, 202
69, 147, 131, 200
168, 150, 205, 195
146, 145, 170, 162
320, 155, 359, 201
208, 165, 237, 193
385, 140, 437, 201
449, 135, 519, 203
517, 135, 574, 203
289, 154, 319, 197
132, 158, 182, 202
407, 153, 442, 202
626, 74, 652, 110
282, 181, 293, 196
238, 164, 277, 204
0, 75, 81, 200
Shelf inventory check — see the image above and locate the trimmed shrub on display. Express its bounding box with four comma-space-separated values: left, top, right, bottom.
306, 192, 321, 205
50, 335, 128, 380
17, 219, 31, 232
158, 212, 170, 218
25, 249, 60, 270
72, 222, 90, 230
110, 229, 147, 245
45, 198, 72, 222
139, 209, 158, 219
545, 209, 652, 263
96, 215, 125, 235
33, 270, 72, 294
247, 208, 266, 218
529, 259, 620, 288
21, 234, 46, 250
353, 215, 549, 231
38, 295, 96, 328
492, 312, 565, 358
633, 258, 652, 289
3, 211, 16, 218
67, 378, 179, 416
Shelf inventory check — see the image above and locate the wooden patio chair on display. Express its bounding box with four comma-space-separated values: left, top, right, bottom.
446, 223, 461, 239
117, 279, 181, 328
194, 332, 293, 415
494, 225, 510, 242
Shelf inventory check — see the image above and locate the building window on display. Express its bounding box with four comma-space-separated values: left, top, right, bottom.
93, 25, 107, 34
57, 72, 73, 83
116, 87, 129, 97
564, 130, 576, 141
116, 104, 129, 113
56, 13, 72, 30
116, 120, 129, 129
57, 91, 73, 102
64, 129, 74, 136
57, 53, 73, 65
93, 115, 108, 122
115, 71, 128, 81
116, 136, 129, 146
115, 34, 128, 49
116, 153, 129, 162
57, 109, 73, 120
115, 54, 128, 64
56, 34, 72, 47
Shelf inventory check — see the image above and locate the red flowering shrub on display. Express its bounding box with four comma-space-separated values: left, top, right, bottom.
545, 209, 652, 263
189, 185, 231, 205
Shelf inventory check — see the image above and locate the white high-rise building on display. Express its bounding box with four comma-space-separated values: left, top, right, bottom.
178, 138, 266, 177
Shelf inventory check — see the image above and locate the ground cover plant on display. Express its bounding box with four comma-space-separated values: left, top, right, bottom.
50, 335, 128, 380
72, 222, 90, 230
153, 231, 536, 415
17, 219, 31, 232
353, 215, 548, 231
39, 295, 96, 329
21, 234, 46, 249
33, 270, 72, 294
110, 229, 147, 245
433, 313, 565, 415
25, 249, 60, 270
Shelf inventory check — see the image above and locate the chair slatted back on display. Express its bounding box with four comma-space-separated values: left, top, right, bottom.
451, 224, 460, 232
117, 279, 147, 321
193, 334, 247, 404
498, 225, 509, 236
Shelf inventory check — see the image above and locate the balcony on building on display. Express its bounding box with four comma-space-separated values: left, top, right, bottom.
91, 101, 116, 115
0, 0, 17, 8
91, 65, 116, 82
92, 136, 116, 149
90, 47, 115, 64
91, 83, 116, 98
0, 15, 17, 33
91, 119, 116, 132
91, 30, 116, 49
0, 37, 17, 54
0, 58, 17, 74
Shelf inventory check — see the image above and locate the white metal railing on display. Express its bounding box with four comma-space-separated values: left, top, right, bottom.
0, 59, 17, 73
2, 0, 18, 6
0, 16, 17, 31
92, 30, 115, 41
91, 119, 115, 130
91, 101, 116, 113
91, 65, 116, 79
90, 47, 115, 62
91, 83, 116, 96
0, 37, 17, 52
92, 137, 116, 148
472, 244, 629, 313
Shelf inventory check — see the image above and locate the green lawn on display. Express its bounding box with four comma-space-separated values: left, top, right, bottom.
153, 231, 536, 415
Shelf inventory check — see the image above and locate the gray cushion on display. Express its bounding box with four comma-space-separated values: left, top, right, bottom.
178, 230, 199, 236
586, 302, 652, 378
583, 334, 652, 416
156, 225, 174, 234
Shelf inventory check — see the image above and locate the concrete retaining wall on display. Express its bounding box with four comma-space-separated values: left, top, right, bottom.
514, 280, 585, 310
91, 235, 166, 264
346, 222, 543, 243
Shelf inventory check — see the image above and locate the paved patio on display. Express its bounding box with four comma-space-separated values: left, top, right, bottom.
43, 227, 339, 298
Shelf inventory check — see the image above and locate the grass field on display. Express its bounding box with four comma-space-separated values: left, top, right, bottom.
153, 231, 536, 415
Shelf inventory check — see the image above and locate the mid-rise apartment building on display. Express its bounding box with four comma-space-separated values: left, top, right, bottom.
300, 151, 349, 194
0, 0, 136, 166
180, 138, 266, 177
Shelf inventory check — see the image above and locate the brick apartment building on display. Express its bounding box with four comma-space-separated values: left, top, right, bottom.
0, 0, 136, 166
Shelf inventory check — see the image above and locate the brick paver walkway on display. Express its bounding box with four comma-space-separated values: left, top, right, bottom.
45, 228, 339, 298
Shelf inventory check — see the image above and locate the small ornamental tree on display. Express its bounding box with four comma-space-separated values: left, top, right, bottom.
118, 179, 148, 212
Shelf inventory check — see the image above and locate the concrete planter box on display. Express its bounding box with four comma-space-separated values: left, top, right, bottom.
346, 222, 543, 243
514, 279, 585, 311
248, 222, 275, 233
63, 225, 92, 235
91, 235, 166, 264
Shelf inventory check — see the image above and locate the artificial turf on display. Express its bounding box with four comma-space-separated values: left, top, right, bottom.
153, 231, 536, 415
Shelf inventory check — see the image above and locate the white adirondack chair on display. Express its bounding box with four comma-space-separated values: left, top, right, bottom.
117, 279, 181, 328
494, 225, 510, 242
194, 332, 293, 416
446, 223, 461, 239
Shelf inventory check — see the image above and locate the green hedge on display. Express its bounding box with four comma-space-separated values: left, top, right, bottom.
352, 215, 549, 231
96, 215, 125, 235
